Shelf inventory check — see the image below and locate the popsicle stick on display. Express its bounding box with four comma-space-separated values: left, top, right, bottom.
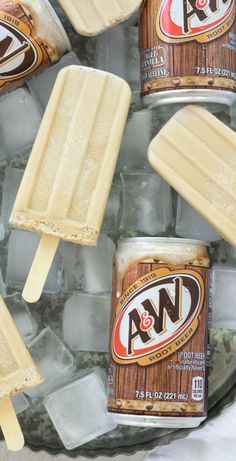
23, 235, 60, 303
0, 397, 24, 451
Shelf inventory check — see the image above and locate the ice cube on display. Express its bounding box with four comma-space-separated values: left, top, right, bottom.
44, 369, 117, 450
81, 235, 115, 294
0, 269, 6, 297
0, 223, 5, 241
96, 26, 139, 86
231, 101, 236, 129
63, 293, 111, 352
102, 175, 121, 234
119, 172, 172, 235
6, 230, 63, 294
118, 110, 152, 171
211, 265, 236, 329
96, 26, 126, 79
4, 293, 38, 344
25, 327, 74, 399
12, 394, 29, 415
1, 168, 24, 230
63, 235, 115, 293
27, 52, 80, 111
226, 244, 236, 263
175, 196, 221, 242
0, 87, 42, 158
125, 26, 140, 86
63, 242, 84, 292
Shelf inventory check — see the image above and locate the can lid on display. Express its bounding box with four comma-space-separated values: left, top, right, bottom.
118, 237, 209, 247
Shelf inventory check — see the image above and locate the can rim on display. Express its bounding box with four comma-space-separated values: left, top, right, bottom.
118, 237, 209, 246
143, 89, 236, 110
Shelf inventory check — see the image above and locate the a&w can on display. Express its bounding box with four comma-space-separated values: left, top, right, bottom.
140, 0, 236, 109
108, 238, 210, 428
0, 0, 70, 95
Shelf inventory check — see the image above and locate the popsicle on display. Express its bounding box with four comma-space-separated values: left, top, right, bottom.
10, 65, 131, 303
148, 105, 236, 247
57, 0, 142, 36
0, 295, 42, 451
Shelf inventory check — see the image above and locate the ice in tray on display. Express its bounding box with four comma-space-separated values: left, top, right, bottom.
6, 230, 63, 294
0, 87, 42, 159
118, 110, 152, 171
175, 196, 221, 242
44, 369, 117, 450
80, 235, 115, 294
4, 293, 38, 344
63, 293, 111, 352
25, 327, 74, 399
1, 168, 24, 231
119, 172, 172, 235
96, 25, 139, 86
12, 394, 29, 416
211, 265, 236, 329
102, 175, 122, 234
63, 235, 115, 294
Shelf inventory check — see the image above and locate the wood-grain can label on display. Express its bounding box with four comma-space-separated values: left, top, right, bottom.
108, 240, 210, 422
0, 0, 70, 95
140, 0, 236, 100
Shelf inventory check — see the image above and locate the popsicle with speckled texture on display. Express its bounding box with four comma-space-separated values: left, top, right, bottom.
0, 296, 42, 451
58, 0, 142, 35
10, 65, 131, 303
148, 105, 236, 247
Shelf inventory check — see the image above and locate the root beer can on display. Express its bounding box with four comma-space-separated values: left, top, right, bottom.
108, 238, 210, 428
0, 0, 70, 95
140, 0, 236, 109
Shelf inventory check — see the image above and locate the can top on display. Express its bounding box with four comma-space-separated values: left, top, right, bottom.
119, 237, 209, 247
23, 0, 71, 56
116, 237, 210, 281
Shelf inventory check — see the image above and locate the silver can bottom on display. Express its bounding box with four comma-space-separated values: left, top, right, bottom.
110, 412, 206, 428
142, 89, 236, 115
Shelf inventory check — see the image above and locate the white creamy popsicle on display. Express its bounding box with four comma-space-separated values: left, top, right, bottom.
10, 65, 131, 303
58, 0, 142, 35
0, 296, 42, 451
148, 105, 236, 247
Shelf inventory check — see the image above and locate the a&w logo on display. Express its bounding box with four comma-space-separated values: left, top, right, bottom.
157, 0, 235, 44
112, 268, 205, 366
0, 16, 43, 81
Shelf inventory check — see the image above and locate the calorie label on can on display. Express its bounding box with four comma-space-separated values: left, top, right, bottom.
0, 0, 68, 94
140, 0, 236, 99
108, 258, 210, 419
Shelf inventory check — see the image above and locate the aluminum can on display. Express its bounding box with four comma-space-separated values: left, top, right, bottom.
108, 238, 210, 428
140, 0, 236, 110
0, 0, 70, 94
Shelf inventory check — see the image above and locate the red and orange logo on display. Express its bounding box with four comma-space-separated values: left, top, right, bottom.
112, 268, 205, 366
0, 13, 44, 84
157, 0, 235, 43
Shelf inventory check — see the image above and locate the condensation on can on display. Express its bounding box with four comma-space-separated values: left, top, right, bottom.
108, 237, 211, 428
0, 0, 70, 95
140, 0, 236, 110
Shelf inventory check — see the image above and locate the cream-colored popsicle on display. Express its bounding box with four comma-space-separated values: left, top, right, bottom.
0, 296, 42, 451
10, 65, 131, 303
148, 105, 236, 247
58, 0, 142, 36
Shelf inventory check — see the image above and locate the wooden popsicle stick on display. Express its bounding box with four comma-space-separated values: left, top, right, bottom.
0, 397, 24, 451
23, 235, 60, 303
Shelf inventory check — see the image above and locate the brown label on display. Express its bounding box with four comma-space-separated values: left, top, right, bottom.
108, 261, 210, 418
140, 0, 236, 97
0, 0, 61, 94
